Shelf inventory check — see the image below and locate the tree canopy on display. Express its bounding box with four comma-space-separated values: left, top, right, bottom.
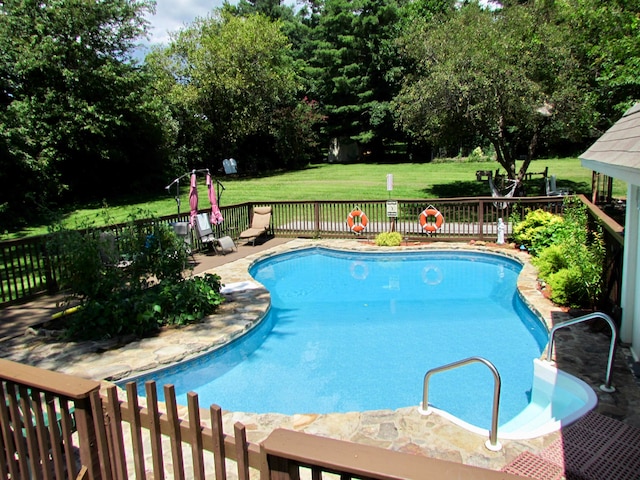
1, 0, 639, 228
394, 1, 596, 184
305, 0, 405, 159
146, 11, 322, 174
0, 0, 163, 228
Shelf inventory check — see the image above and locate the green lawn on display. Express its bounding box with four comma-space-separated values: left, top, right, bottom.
9, 157, 625, 238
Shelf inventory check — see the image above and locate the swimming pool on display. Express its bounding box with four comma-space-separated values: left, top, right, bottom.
128, 247, 563, 431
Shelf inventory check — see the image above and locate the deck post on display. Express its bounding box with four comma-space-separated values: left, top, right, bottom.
478, 199, 485, 240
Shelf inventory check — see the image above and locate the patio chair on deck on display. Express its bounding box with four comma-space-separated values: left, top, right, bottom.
239, 206, 272, 246
98, 232, 132, 269
171, 221, 196, 263
194, 213, 236, 255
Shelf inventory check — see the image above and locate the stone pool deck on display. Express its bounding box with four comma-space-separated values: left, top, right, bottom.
1, 239, 639, 473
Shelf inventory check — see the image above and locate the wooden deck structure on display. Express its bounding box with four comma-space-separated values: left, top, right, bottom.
0, 358, 527, 480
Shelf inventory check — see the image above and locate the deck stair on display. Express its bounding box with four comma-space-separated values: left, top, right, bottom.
502, 411, 640, 479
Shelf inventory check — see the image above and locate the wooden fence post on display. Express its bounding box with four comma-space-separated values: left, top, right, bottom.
478, 199, 485, 240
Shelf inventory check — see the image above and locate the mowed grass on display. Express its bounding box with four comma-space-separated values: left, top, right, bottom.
11, 158, 625, 238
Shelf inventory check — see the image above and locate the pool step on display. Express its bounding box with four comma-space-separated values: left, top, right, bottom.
502, 411, 640, 480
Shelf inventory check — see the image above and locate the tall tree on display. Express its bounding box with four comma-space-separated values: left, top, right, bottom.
147, 12, 319, 173
394, 1, 595, 186
0, 0, 161, 228
558, 0, 640, 123
308, 0, 404, 160
227, 0, 293, 19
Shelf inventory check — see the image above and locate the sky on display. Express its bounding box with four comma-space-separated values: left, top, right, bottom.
144, 0, 230, 46
141, 0, 497, 48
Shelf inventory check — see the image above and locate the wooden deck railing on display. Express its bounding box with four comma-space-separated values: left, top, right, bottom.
1, 359, 531, 480
0, 359, 101, 480
0, 195, 622, 308
578, 195, 625, 315
261, 196, 564, 240
262, 428, 525, 480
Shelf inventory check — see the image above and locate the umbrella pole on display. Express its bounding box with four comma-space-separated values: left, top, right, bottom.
216, 179, 225, 204
166, 169, 216, 217
175, 179, 180, 215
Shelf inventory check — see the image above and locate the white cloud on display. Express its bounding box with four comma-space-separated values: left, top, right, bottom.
144, 0, 497, 47
145, 0, 230, 45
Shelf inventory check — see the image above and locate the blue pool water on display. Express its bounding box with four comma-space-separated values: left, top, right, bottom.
127, 248, 548, 431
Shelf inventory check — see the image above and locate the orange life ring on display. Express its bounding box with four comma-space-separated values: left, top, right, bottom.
419, 208, 444, 232
347, 209, 369, 233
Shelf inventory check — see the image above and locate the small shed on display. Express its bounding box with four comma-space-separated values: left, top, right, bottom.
580, 103, 640, 361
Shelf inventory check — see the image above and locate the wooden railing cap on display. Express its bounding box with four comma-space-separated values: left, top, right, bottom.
0, 359, 100, 400
262, 429, 528, 480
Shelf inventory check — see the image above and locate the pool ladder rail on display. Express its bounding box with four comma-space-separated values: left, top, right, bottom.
419, 311, 619, 451
420, 356, 503, 452
545, 311, 618, 393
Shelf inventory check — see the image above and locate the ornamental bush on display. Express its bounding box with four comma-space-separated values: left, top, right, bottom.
531, 244, 567, 278
545, 267, 585, 306
375, 231, 403, 246
514, 198, 604, 309
49, 212, 225, 340
510, 209, 564, 255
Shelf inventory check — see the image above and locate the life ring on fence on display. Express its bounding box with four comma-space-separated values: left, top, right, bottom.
419, 207, 444, 233
347, 209, 369, 233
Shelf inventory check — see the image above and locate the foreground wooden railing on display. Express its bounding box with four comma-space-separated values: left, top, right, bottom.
262, 429, 524, 480
579, 195, 625, 315
95, 382, 265, 480
0, 359, 101, 480
1, 359, 530, 480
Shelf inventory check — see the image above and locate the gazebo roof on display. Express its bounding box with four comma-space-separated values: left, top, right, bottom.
581, 103, 640, 170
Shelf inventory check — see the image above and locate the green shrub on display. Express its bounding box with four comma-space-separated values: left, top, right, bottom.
468, 147, 485, 161
546, 267, 585, 307
510, 209, 565, 255
63, 274, 225, 340
156, 274, 224, 326
50, 212, 225, 340
515, 198, 605, 309
375, 232, 403, 246
64, 288, 161, 339
531, 244, 568, 278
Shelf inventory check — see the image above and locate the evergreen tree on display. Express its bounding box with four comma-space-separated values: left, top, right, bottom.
308, 0, 404, 160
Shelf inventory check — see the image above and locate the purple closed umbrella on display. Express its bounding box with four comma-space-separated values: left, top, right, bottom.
189, 172, 198, 227
207, 173, 224, 225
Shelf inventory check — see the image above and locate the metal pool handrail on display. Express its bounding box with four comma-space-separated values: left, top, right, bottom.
545, 311, 618, 392
421, 356, 502, 451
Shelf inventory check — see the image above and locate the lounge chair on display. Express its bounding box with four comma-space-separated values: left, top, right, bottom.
171, 222, 192, 254
171, 221, 196, 264
98, 232, 132, 269
239, 206, 272, 246
194, 213, 236, 255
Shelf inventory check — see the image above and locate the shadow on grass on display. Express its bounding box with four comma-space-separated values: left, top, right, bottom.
425, 181, 491, 198
424, 179, 591, 199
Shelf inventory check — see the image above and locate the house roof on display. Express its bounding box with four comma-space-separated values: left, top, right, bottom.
580, 103, 640, 170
